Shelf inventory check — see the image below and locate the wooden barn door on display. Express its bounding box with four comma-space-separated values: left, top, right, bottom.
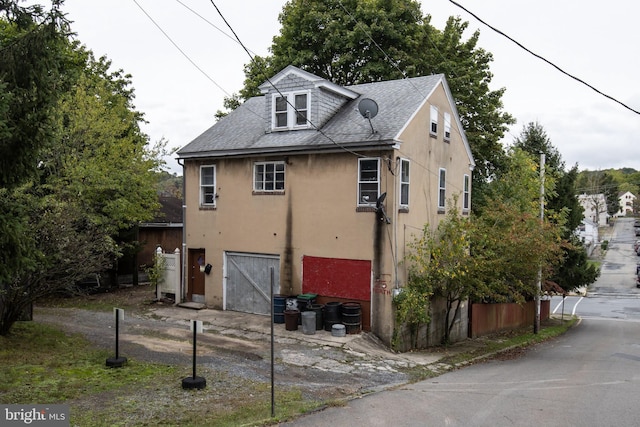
225, 252, 280, 315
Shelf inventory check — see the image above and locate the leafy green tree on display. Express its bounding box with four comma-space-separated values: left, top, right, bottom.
0, 5, 165, 334
470, 148, 564, 302
231, 0, 513, 207
43, 52, 161, 234
513, 122, 596, 292
0, 0, 71, 315
399, 200, 481, 346
0, 189, 114, 335
0, 1, 70, 188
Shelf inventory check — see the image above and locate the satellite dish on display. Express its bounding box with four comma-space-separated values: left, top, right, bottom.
358, 98, 379, 119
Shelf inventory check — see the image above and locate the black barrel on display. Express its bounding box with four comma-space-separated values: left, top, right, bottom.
284, 309, 300, 331
273, 295, 286, 324
309, 304, 324, 330
323, 301, 342, 332
340, 302, 362, 334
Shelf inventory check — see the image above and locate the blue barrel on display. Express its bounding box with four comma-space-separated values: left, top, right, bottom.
273, 295, 286, 324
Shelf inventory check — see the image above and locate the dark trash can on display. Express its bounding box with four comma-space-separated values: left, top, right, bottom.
284, 309, 300, 331
323, 301, 342, 332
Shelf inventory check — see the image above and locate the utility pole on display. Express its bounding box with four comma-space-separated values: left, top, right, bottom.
534, 153, 545, 334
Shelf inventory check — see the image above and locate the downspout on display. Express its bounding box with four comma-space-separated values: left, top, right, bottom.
178, 157, 186, 304
393, 157, 399, 292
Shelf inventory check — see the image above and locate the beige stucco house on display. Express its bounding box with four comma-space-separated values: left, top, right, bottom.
177, 66, 475, 346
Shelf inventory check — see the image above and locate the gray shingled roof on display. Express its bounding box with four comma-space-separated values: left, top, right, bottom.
178, 73, 444, 159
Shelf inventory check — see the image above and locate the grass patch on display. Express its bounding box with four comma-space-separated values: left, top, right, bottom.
0, 322, 176, 404
37, 286, 156, 312
0, 321, 333, 426
436, 316, 578, 366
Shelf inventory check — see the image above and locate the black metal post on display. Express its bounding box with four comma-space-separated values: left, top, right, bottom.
192, 325, 197, 379
181, 320, 206, 389
270, 266, 275, 418
115, 313, 120, 359
106, 308, 127, 367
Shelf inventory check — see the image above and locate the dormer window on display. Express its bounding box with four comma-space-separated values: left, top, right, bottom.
272, 91, 310, 130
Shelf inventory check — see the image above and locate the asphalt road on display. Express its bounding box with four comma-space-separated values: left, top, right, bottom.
283, 218, 640, 426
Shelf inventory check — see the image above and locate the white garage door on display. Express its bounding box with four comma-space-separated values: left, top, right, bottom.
224, 252, 280, 315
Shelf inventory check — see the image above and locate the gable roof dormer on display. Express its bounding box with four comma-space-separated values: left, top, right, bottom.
258, 65, 359, 132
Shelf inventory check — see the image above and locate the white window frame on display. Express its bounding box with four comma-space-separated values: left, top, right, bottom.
272, 91, 311, 130
200, 165, 216, 207
463, 174, 470, 211
430, 105, 438, 137
358, 158, 380, 206
438, 168, 446, 210
444, 112, 451, 142
253, 161, 285, 192
399, 158, 410, 208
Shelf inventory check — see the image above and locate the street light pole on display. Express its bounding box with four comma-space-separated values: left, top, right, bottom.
534, 153, 545, 334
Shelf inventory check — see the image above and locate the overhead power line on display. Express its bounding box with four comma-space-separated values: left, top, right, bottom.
448, 0, 640, 116
132, 0, 228, 97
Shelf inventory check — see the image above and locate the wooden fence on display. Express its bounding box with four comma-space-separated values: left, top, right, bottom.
469, 300, 550, 338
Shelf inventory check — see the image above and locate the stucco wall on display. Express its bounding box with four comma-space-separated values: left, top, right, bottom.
182, 81, 474, 347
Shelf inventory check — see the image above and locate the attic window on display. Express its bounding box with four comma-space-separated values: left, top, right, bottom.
430, 105, 438, 137
272, 91, 310, 130
444, 112, 451, 142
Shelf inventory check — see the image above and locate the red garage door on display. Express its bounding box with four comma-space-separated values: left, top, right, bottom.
302, 256, 372, 331
302, 256, 371, 300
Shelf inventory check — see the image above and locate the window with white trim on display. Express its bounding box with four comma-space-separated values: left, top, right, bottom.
463, 174, 470, 210
200, 165, 216, 206
444, 112, 451, 142
272, 91, 310, 130
430, 105, 438, 136
400, 158, 410, 208
358, 158, 380, 206
438, 168, 446, 210
254, 161, 285, 192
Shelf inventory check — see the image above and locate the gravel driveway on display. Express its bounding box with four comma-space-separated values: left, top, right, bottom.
33, 287, 437, 402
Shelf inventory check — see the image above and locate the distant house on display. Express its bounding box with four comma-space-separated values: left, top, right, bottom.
176, 65, 475, 347
616, 191, 636, 217
578, 193, 608, 226
578, 218, 598, 256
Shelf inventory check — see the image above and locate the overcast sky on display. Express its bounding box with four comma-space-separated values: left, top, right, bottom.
61, 0, 640, 174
